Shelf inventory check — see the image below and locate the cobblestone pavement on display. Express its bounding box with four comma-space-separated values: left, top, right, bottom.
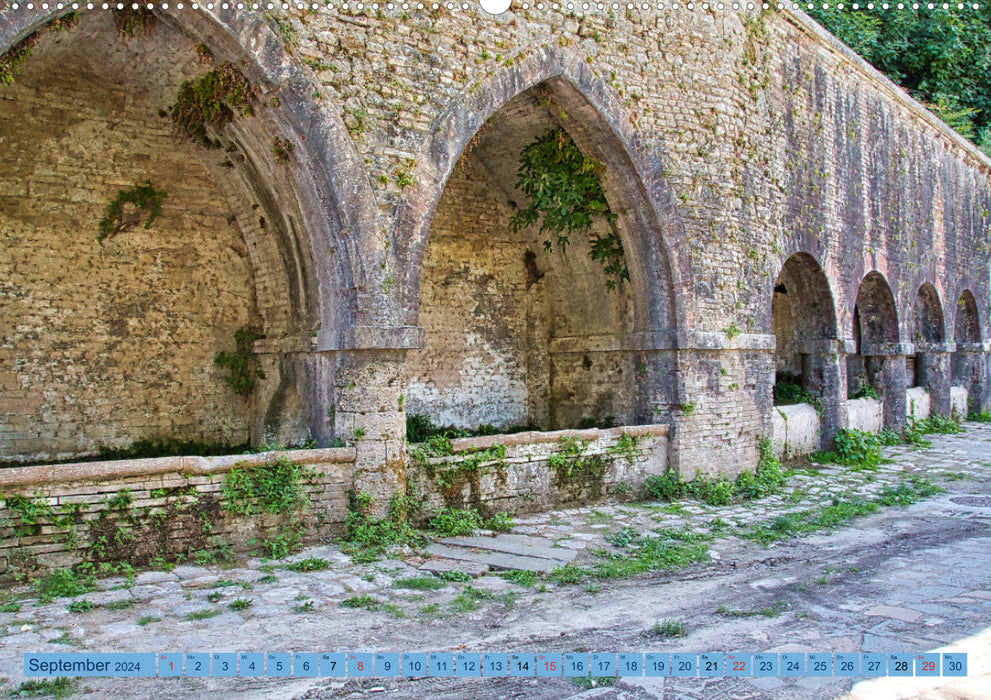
2, 424, 990, 699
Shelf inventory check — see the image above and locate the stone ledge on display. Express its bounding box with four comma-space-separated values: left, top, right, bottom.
0, 448, 357, 489
441, 424, 669, 453
861, 342, 914, 357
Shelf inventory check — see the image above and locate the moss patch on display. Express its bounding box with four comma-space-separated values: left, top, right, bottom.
171, 62, 256, 147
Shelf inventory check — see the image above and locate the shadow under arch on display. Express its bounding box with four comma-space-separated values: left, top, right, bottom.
0, 6, 378, 350
911, 282, 952, 415
851, 271, 906, 428
393, 45, 688, 340
0, 7, 379, 446
952, 289, 987, 412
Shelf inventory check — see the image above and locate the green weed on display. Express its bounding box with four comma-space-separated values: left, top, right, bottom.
649, 619, 686, 637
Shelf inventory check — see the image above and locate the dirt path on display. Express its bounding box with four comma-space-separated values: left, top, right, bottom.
2, 427, 990, 700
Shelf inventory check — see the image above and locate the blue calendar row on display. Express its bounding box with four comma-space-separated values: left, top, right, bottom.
25, 652, 967, 678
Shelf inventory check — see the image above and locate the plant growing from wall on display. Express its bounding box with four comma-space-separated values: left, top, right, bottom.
214, 326, 265, 397
171, 62, 256, 148
0, 13, 77, 86
97, 181, 168, 242
510, 127, 629, 291
112, 7, 157, 39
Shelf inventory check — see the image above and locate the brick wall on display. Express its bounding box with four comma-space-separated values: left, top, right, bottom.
0, 19, 260, 462
408, 424, 668, 518
0, 448, 355, 582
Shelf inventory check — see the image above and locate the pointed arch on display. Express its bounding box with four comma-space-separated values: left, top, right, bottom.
393, 46, 687, 338
855, 272, 900, 348
955, 289, 981, 344
0, 7, 376, 346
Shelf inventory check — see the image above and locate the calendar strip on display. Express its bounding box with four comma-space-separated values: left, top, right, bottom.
24, 652, 968, 678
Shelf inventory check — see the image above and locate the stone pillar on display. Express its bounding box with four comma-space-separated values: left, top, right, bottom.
861, 342, 911, 429
954, 342, 991, 413
796, 339, 848, 450
327, 326, 424, 520
252, 337, 337, 448
663, 331, 775, 480
916, 342, 954, 418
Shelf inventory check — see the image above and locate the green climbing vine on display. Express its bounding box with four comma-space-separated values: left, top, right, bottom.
112, 7, 157, 39
97, 181, 168, 242
509, 127, 629, 291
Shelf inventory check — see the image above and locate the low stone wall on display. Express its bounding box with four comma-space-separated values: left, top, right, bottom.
950, 387, 969, 422
408, 425, 669, 519
906, 387, 932, 422
771, 404, 821, 459
0, 448, 355, 582
847, 398, 883, 434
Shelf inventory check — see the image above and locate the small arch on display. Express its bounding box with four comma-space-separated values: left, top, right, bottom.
952, 289, 983, 409
771, 252, 838, 393
848, 271, 900, 399
910, 283, 945, 389
955, 290, 981, 344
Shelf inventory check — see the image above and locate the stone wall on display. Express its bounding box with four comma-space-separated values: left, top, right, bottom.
771, 403, 820, 460
0, 18, 261, 462
408, 424, 668, 518
0, 448, 355, 582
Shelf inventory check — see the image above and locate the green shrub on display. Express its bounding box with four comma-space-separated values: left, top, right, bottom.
429, 508, 484, 537
222, 456, 315, 516
483, 512, 514, 532
643, 470, 684, 501
773, 381, 823, 412
916, 414, 961, 435
967, 410, 991, 423
815, 428, 882, 469
734, 438, 787, 499
214, 326, 265, 396
849, 383, 881, 400
35, 565, 98, 602
683, 476, 735, 506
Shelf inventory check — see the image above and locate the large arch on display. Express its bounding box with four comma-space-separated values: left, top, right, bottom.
393, 46, 686, 339
952, 289, 985, 412
392, 46, 689, 433
0, 8, 373, 458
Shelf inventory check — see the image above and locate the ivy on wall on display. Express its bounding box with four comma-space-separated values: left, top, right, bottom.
97, 181, 168, 242
0, 12, 78, 86
510, 127, 629, 291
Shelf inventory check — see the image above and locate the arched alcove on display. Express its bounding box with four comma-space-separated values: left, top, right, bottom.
0, 10, 355, 461
952, 289, 983, 411
911, 283, 945, 389
406, 82, 642, 430
770, 253, 838, 400
848, 272, 899, 398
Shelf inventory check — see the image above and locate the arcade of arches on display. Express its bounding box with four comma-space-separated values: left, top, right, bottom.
1, 6, 989, 515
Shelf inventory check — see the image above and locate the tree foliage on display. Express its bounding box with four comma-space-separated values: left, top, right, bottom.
510, 127, 629, 291
807, 7, 991, 155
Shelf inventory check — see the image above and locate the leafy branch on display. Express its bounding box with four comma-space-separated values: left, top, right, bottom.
510, 127, 629, 291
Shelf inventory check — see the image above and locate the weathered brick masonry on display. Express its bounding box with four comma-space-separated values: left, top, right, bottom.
1, 6, 989, 518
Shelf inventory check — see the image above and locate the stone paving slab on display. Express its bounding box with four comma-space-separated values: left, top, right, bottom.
425, 544, 561, 572
417, 558, 490, 577
437, 535, 577, 563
